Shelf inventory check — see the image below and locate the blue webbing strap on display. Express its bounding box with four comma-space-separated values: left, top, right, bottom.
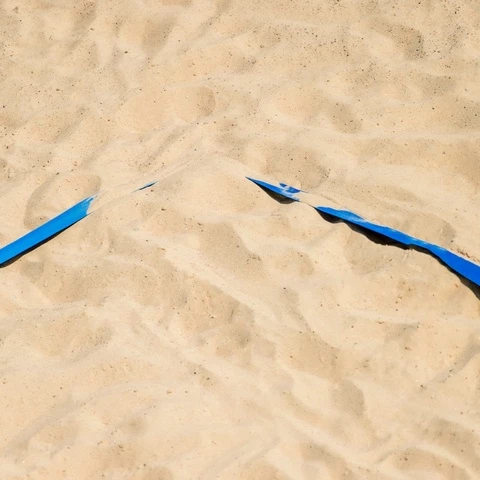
247, 177, 480, 287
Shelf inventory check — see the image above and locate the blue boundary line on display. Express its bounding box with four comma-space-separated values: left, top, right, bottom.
248, 177, 480, 288
0, 181, 156, 266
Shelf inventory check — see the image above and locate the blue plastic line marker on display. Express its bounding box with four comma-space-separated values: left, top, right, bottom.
136, 180, 157, 191
0, 196, 95, 266
248, 177, 480, 287
0, 180, 157, 266
246, 177, 303, 201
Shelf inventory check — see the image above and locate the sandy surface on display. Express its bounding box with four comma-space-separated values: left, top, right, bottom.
1, 0, 480, 478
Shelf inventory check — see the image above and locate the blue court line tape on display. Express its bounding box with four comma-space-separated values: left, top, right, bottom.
0, 181, 157, 266
247, 177, 480, 288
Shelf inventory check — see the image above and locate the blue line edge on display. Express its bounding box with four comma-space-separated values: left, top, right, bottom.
248, 176, 480, 288
0, 196, 95, 266
0, 180, 157, 266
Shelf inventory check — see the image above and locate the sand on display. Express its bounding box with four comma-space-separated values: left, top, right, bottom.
1, 0, 479, 478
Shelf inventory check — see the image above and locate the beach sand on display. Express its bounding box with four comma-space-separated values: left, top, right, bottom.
1, 0, 479, 478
